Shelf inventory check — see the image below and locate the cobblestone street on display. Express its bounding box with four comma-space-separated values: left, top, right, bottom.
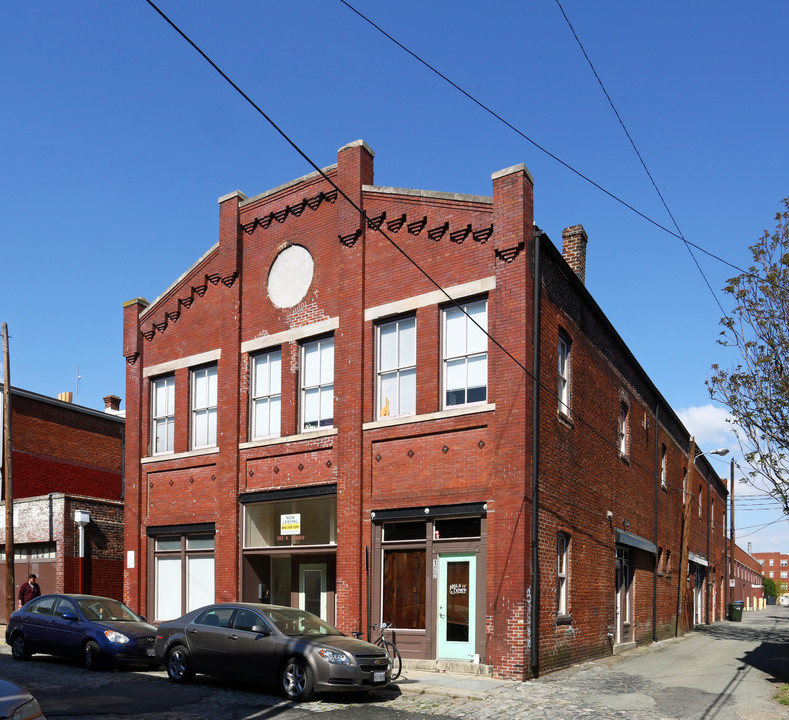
1, 609, 788, 719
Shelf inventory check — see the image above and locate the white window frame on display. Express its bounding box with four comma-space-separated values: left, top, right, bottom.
661, 444, 668, 488
301, 337, 334, 432
558, 332, 571, 416
618, 401, 629, 455
442, 298, 488, 409
191, 365, 218, 449
250, 349, 282, 440
376, 316, 416, 419
152, 375, 175, 455
557, 534, 569, 616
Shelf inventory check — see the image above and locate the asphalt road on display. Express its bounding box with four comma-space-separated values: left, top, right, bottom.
1, 607, 788, 719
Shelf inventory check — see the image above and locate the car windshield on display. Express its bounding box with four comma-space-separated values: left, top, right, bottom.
264, 607, 342, 637
77, 598, 142, 622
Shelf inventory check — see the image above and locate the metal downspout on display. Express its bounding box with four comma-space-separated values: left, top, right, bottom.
653, 402, 659, 642
530, 234, 542, 676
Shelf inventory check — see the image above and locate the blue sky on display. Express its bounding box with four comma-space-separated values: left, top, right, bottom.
1, 2, 786, 550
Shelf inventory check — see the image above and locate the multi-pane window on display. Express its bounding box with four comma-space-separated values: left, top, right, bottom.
443, 299, 487, 407
191, 365, 218, 449
301, 337, 334, 431
618, 402, 629, 455
661, 444, 667, 487
152, 375, 175, 454
251, 350, 281, 440
558, 332, 571, 415
781, 560, 787, 567
377, 316, 416, 419
557, 534, 569, 615
154, 533, 215, 621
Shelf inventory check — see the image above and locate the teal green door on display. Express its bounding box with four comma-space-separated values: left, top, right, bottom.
437, 553, 476, 660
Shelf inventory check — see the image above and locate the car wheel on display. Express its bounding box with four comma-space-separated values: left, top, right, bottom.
166, 646, 195, 683
84, 640, 104, 671
281, 657, 314, 702
11, 634, 31, 661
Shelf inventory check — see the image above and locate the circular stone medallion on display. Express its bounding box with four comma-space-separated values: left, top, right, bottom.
267, 245, 314, 308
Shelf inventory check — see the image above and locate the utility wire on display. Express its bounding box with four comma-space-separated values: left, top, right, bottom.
553, 0, 725, 317
143, 1, 751, 523
338, 1, 783, 299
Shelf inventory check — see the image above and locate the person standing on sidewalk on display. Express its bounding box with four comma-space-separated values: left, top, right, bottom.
17, 574, 41, 609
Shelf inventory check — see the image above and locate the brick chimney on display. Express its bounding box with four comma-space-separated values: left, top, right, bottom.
562, 225, 588, 284
58, 391, 73, 403
103, 394, 122, 413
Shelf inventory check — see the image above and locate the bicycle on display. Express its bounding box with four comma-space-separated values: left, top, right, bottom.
372, 622, 402, 680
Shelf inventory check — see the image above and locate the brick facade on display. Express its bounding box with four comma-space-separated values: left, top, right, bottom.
752, 550, 788, 595
731, 544, 764, 606
0, 386, 125, 618
122, 141, 727, 678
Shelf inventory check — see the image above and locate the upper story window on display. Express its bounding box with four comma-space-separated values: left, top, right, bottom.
301, 337, 334, 431
377, 316, 416, 419
661, 444, 668, 488
443, 298, 487, 408
770, 559, 775, 566
558, 332, 571, 416
251, 349, 282, 440
191, 364, 218, 449
557, 533, 569, 616
781, 559, 787, 567
698, 484, 703, 518
152, 375, 175, 455
618, 401, 629, 455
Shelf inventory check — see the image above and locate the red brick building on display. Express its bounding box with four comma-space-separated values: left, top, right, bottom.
752, 550, 788, 595
730, 544, 764, 607
0, 386, 125, 619
122, 141, 728, 678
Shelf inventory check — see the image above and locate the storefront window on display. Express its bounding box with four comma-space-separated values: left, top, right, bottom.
244, 496, 336, 548
383, 549, 426, 630
153, 531, 215, 621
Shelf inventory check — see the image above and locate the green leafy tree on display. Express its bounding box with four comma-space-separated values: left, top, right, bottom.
709, 198, 789, 513
763, 576, 779, 598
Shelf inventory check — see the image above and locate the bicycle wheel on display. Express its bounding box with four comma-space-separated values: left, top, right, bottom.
381, 639, 402, 681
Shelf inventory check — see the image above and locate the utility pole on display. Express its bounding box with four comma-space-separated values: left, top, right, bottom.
678, 437, 695, 636
729, 458, 735, 612
2, 323, 14, 621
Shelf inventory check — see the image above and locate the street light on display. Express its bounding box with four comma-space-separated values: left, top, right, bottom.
695, 448, 730, 460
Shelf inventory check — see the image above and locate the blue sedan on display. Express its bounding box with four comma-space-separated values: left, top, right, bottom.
6, 594, 158, 671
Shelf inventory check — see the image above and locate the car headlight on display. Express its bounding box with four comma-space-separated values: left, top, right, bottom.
104, 630, 129, 644
13, 697, 42, 720
317, 648, 351, 665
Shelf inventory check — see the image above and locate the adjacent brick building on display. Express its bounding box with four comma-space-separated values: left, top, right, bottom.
0, 386, 125, 619
752, 550, 788, 596
122, 140, 728, 678
730, 544, 764, 608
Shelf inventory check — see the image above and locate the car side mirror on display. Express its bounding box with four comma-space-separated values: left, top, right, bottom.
61, 613, 79, 622
139, 615, 147, 622
250, 625, 270, 635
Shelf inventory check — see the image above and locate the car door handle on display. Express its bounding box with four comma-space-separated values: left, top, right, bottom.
228, 634, 238, 640
188, 628, 198, 634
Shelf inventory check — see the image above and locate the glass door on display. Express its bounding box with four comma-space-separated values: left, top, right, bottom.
299, 563, 327, 619
437, 553, 476, 660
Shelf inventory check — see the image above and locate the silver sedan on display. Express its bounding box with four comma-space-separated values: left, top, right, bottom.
155, 603, 391, 701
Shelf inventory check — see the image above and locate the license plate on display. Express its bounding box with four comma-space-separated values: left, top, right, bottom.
146, 648, 155, 657
374, 671, 385, 683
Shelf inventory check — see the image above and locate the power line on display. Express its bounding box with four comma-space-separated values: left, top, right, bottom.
553, 0, 725, 317
338, 1, 785, 301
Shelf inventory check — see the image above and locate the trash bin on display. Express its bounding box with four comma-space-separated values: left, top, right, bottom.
729, 602, 743, 621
